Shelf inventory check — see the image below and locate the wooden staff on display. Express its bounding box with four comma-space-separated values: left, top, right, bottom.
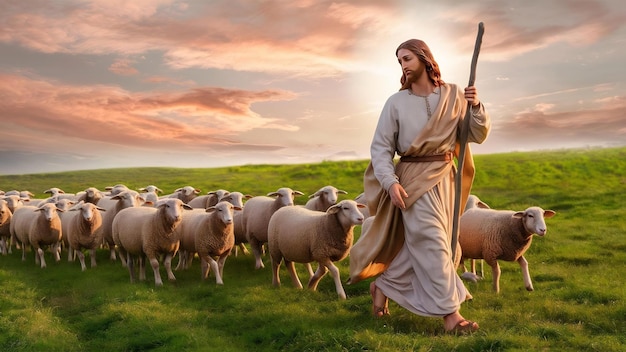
451, 22, 484, 263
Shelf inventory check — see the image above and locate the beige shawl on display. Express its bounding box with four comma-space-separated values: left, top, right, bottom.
347, 84, 475, 284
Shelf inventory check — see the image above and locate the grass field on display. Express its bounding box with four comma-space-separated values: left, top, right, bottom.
1, 146, 625, 351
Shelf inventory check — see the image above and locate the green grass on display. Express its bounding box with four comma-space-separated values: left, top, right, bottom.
1, 146, 625, 351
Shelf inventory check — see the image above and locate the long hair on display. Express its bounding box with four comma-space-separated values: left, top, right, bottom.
395, 39, 444, 91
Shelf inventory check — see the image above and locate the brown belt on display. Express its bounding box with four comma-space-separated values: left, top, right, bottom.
400, 152, 454, 163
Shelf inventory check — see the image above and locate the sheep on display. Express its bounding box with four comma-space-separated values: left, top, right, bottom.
219, 192, 253, 256
61, 201, 106, 271
112, 198, 192, 286
458, 195, 491, 283
4, 190, 35, 199
175, 191, 250, 268
105, 184, 129, 196
304, 185, 348, 212
162, 186, 201, 204
243, 187, 304, 269
2, 194, 26, 253
458, 205, 556, 293
268, 199, 365, 299
187, 189, 230, 209
0, 199, 13, 255
75, 187, 105, 205
175, 201, 240, 283
96, 190, 145, 263
10, 203, 64, 268
138, 185, 163, 207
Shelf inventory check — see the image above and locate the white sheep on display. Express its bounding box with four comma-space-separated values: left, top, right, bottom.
112, 198, 192, 286
2, 194, 26, 253
243, 187, 304, 269
138, 185, 163, 207
459, 205, 556, 293
0, 199, 13, 255
220, 192, 252, 256
96, 190, 145, 263
4, 190, 35, 199
183, 201, 240, 284
10, 203, 64, 268
105, 184, 130, 196
176, 191, 250, 268
304, 185, 348, 212
187, 189, 230, 209
75, 187, 105, 205
268, 199, 365, 299
162, 186, 201, 204
61, 201, 106, 271
458, 195, 491, 283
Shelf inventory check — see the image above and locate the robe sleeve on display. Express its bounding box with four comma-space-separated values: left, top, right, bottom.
370, 96, 400, 192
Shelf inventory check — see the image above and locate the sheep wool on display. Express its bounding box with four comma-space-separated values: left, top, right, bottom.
459, 206, 556, 293
268, 199, 365, 300
243, 187, 304, 269
10, 203, 63, 268
113, 198, 192, 286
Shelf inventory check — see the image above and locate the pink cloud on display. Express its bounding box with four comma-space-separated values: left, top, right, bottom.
0, 74, 298, 151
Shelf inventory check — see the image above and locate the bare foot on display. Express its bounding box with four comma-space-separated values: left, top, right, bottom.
369, 281, 389, 317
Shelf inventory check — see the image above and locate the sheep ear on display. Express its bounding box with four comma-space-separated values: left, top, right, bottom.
544, 210, 556, 218
338, 190, 348, 195
512, 211, 525, 219
294, 191, 304, 196
244, 194, 253, 199
477, 201, 490, 209
326, 203, 341, 214
205, 206, 216, 213
182, 204, 193, 210
308, 194, 317, 199
156, 188, 163, 194
267, 192, 279, 197
138, 188, 147, 192
356, 203, 366, 209
96, 206, 106, 212
233, 206, 243, 211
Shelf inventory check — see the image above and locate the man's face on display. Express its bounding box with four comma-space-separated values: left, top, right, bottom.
397, 48, 425, 84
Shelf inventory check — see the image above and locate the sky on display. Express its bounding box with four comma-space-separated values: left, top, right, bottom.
1, 0, 625, 175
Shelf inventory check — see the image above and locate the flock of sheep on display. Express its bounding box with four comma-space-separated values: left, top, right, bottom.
0, 185, 555, 298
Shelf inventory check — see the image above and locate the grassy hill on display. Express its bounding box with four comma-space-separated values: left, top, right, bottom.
0, 147, 624, 351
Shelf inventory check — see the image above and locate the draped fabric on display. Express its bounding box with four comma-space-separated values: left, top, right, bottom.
348, 83, 480, 284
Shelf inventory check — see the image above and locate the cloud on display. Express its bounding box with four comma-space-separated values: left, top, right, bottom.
0, 73, 298, 152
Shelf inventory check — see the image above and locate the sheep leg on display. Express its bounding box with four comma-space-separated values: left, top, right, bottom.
138, 255, 146, 281
36, 247, 47, 268
217, 253, 228, 281
76, 250, 87, 271
174, 250, 185, 271
517, 255, 534, 291
127, 253, 136, 283
0, 238, 6, 255
185, 252, 194, 270
325, 261, 347, 300
307, 264, 328, 291
52, 243, 61, 262
67, 246, 74, 262
200, 255, 223, 285
148, 255, 164, 287
284, 259, 303, 289
248, 237, 265, 269
163, 253, 176, 282
89, 248, 97, 268
21, 244, 27, 261
271, 256, 282, 287
305, 263, 314, 278
487, 259, 501, 293
238, 243, 249, 255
